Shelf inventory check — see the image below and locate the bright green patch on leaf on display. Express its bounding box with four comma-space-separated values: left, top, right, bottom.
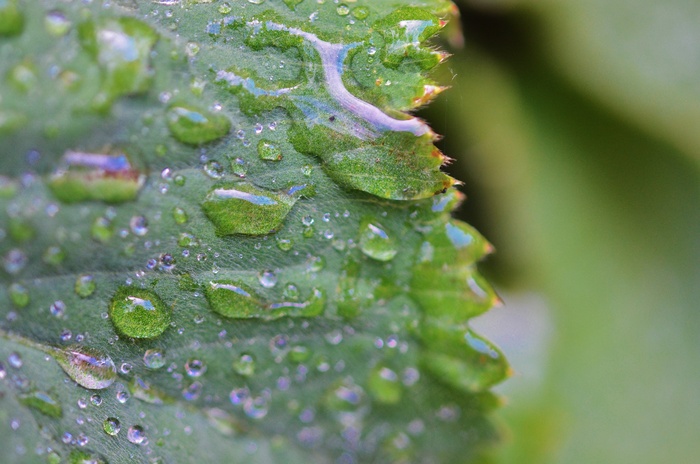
18, 390, 63, 418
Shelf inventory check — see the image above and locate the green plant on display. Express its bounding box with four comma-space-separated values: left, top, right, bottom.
0, 1, 508, 462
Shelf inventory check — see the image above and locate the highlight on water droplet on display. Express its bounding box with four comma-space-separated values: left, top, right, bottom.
166, 104, 231, 145
51, 346, 117, 390
358, 218, 397, 261
201, 183, 302, 235
108, 287, 170, 339
48, 150, 145, 204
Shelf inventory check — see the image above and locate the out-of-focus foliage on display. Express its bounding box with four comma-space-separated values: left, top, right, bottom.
424, 1, 700, 463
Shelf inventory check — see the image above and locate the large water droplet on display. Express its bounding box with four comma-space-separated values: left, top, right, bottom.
48, 151, 145, 204
205, 280, 265, 319
109, 287, 170, 339
201, 183, 299, 235
51, 346, 117, 390
166, 104, 231, 145
358, 219, 397, 261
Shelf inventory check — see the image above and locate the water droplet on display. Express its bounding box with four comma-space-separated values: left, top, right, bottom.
0, 0, 24, 37
51, 346, 117, 390
90, 394, 102, 406
50, 300, 66, 318
103, 417, 121, 436
74, 274, 96, 298
78, 17, 159, 109
276, 237, 293, 251
42, 245, 66, 266
202, 183, 298, 235
129, 215, 149, 236
4, 248, 27, 274
172, 206, 189, 224
8, 283, 29, 308
44, 10, 71, 37
109, 287, 170, 339
203, 160, 224, 179
258, 270, 277, 288
358, 219, 397, 261
166, 104, 231, 145
352, 6, 370, 20
17, 390, 62, 418
288, 346, 310, 363
368, 366, 402, 404
233, 353, 255, 376
116, 389, 130, 403
336, 4, 350, 16
257, 140, 282, 161
243, 396, 269, 419
143, 349, 165, 369
182, 381, 203, 401
91, 216, 114, 243
7, 352, 21, 369
185, 359, 207, 377
205, 280, 264, 319
127, 425, 146, 445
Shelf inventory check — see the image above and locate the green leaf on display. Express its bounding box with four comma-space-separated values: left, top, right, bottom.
0, 1, 507, 462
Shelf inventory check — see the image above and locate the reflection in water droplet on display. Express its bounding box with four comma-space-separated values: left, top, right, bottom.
233, 353, 255, 376
52, 346, 117, 390
129, 215, 148, 236
258, 270, 277, 288
257, 140, 282, 161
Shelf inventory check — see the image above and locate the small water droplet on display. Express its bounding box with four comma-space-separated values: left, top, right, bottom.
103, 417, 121, 436
166, 104, 231, 145
185, 359, 207, 377
8, 283, 29, 308
8, 352, 22, 368
127, 425, 146, 445
336, 4, 350, 16
74, 274, 96, 298
172, 206, 189, 224
129, 215, 149, 236
258, 270, 277, 288
257, 140, 282, 161
143, 349, 166, 369
233, 353, 255, 376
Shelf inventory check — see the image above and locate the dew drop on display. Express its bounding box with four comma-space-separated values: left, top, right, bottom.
129, 215, 149, 236
8, 283, 29, 308
127, 425, 146, 445
108, 287, 170, 339
18, 390, 62, 418
74, 274, 96, 298
143, 349, 165, 369
257, 140, 282, 161
336, 4, 350, 16
205, 280, 265, 319
233, 353, 255, 377
166, 104, 231, 145
51, 346, 117, 390
258, 270, 277, 288
8, 352, 22, 368
358, 219, 397, 261
0, 0, 24, 37
172, 206, 189, 224
103, 417, 121, 436
185, 359, 207, 377
203, 160, 224, 179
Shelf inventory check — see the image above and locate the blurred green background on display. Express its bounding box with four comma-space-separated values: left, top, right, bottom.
423, 1, 700, 463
